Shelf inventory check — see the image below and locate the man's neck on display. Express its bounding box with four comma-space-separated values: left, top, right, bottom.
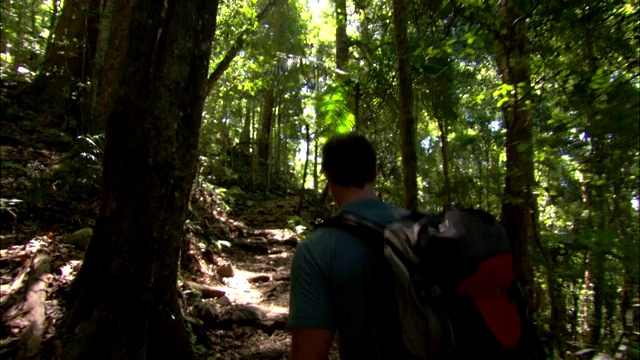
332, 183, 378, 209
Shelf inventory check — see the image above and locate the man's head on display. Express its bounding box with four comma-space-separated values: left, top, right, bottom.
322, 133, 376, 189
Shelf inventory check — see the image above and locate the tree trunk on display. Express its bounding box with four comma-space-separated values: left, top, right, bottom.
44, 0, 60, 54
495, 0, 537, 309
275, 96, 282, 177
313, 137, 319, 192
437, 116, 452, 212
240, 98, 252, 152
354, 81, 365, 133
88, 0, 133, 134
335, 0, 349, 72
61, 0, 218, 359
392, 0, 418, 211
21, 0, 101, 126
298, 125, 311, 214
257, 87, 275, 164
545, 250, 566, 356
586, 142, 607, 346
614, 174, 640, 337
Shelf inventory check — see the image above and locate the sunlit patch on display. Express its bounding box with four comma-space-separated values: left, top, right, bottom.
268, 252, 291, 259
59, 260, 83, 281
258, 228, 297, 241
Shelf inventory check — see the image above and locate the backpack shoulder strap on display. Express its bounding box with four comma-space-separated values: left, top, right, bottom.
317, 212, 385, 240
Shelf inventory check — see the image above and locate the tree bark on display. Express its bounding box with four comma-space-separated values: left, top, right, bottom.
275, 97, 282, 176
313, 137, 319, 192
436, 116, 452, 212
61, 0, 218, 359
392, 0, 418, 211
586, 139, 607, 346
298, 125, 311, 214
17, 253, 51, 360
88, 0, 133, 134
335, 0, 349, 72
354, 81, 365, 133
44, 0, 60, 54
240, 98, 253, 152
257, 87, 275, 164
494, 0, 538, 312
21, 0, 101, 126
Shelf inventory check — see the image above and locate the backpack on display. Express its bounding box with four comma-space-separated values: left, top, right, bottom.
323, 208, 546, 360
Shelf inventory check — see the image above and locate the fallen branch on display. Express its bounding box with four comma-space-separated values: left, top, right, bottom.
17, 252, 51, 360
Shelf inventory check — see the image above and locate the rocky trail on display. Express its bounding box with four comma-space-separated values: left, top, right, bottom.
191, 198, 306, 360
0, 114, 335, 359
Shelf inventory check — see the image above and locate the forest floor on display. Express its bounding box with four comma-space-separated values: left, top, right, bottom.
0, 103, 336, 359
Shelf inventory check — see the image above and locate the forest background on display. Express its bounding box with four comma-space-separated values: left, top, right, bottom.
1, 0, 638, 359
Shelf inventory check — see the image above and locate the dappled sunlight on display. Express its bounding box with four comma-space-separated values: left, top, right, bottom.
257, 228, 297, 241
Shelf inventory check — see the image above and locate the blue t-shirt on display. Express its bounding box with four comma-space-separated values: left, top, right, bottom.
288, 198, 408, 359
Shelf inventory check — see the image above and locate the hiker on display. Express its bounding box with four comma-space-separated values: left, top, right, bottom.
288, 133, 408, 359
288, 133, 546, 360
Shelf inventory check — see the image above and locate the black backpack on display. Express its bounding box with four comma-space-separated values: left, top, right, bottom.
323, 208, 546, 360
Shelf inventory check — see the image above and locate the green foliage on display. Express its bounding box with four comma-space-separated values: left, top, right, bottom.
285, 215, 310, 236
1, 0, 56, 77
48, 134, 103, 201
4, 0, 638, 355
316, 82, 354, 134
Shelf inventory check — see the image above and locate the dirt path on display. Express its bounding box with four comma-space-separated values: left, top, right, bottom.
191, 196, 308, 359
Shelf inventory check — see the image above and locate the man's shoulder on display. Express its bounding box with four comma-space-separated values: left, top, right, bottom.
339, 198, 409, 226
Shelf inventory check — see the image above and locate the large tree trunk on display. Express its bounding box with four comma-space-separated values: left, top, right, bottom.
88, 0, 133, 134
61, 0, 218, 358
20, 0, 101, 127
392, 0, 418, 211
586, 136, 607, 346
495, 0, 537, 309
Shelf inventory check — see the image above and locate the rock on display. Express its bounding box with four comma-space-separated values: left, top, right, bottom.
257, 318, 287, 336
198, 302, 219, 324
263, 282, 289, 299
273, 274, 290, 282
203, 246, 218, 264
247, 274, 271, 284
231, 305, 266, 322
63, 228, 93, 251
282, 237, 299, 247
216, 262, 234, 278
268, 247, 285, 255
201, 287, 226, 299
234, 241, 269, 255
216, 296, 232, 306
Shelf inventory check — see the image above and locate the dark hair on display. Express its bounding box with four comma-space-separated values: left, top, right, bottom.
322, 133, 376, 188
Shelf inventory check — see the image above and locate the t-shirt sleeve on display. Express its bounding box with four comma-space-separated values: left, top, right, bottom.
288, 232, 336, 330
